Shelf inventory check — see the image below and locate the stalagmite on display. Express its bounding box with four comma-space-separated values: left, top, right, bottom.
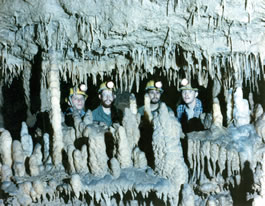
47, 51, 63, 166
0, 128, 12, 168
132, 147, 147, 168
12, 140, 26, 177
32, 180, 45, 202
122, 107, 140, 150
233, 87, 250, 127
180, 184, 195, 206
113, 125, 133, 169
212, 98, 223, 128
18, 182, 33, 205
255, 112, 265, 142
152, 103, 188, 204
1, 164, 12, 182
143, 93, 153, 122
62, 126, 76, 147
248, 92, 255, 116
129, 93, 138, 115
43, 133, 50, 163
254, 104, 264, 122
72, 109, 93, 139
84, 125, 108, 177
67, 144, 76, 174
20, 121, 33, 157
29, 143, 44, 176
73, 147, 89, 174
109, 157, 121, 178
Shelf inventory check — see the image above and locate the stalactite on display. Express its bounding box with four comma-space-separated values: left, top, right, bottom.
199, 141, 207, 181
124, 67, 128, 91
47, 51, 64, 166
191, 140, 198, 182
70, 174, 83, 199
187, 138, 194, 172
128, 67, 135, 92
195, 140, 201, 181
226, 149, 233, 179
218, 146, 227, 179
210, 142, 219, 177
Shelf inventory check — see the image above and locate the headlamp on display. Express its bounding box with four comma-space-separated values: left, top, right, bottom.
155, 81, 162, 89
98, 81, 115, 93
179, 78, 198, 91
106, 81, 114, 89
79, 84, 87, 92
181, 78, 189, 86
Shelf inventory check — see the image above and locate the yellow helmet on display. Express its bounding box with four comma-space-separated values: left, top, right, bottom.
69, 84, 88, 99
98, 81, 115, 93
179, 78, 198, 91
145, 80, 163, 92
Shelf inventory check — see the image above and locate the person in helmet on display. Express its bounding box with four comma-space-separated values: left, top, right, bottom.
64, 84, 88, 126
92, 81, 116, 127
138, 80, 173, 117
176, 78, 203, 133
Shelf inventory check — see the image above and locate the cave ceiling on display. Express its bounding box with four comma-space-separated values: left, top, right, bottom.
0, 0, 265, 90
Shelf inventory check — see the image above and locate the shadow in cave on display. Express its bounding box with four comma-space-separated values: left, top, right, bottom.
105, 131, 115, 160
2, 77, 27, 140
138, 113, 155, 169
231, 161, 254, 206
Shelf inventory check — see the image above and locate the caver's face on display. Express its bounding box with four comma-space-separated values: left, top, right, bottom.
148, 90, 161, 104
72, 94, 85, 110
99, 90, 115, 108
182, 90, 197, 105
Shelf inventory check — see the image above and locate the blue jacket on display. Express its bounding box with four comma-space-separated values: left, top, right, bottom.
92, 105, 112, 127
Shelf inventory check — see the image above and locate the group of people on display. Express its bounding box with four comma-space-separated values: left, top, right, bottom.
64, 81, 116, 128
64, 78, 204, 133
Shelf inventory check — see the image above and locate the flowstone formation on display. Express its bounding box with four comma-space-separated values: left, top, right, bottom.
186, 89, 265, 206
